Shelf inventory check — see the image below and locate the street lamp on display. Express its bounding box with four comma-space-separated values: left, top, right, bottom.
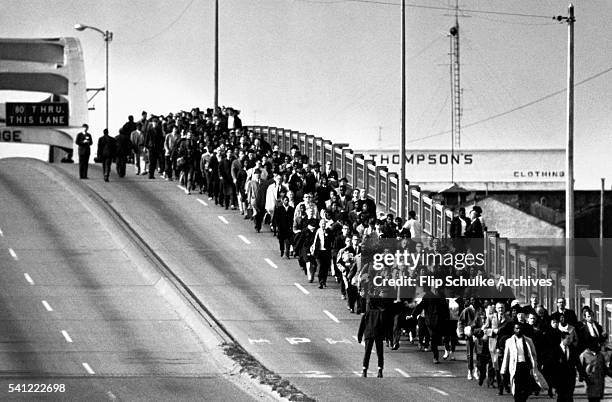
74, 23, 113, 131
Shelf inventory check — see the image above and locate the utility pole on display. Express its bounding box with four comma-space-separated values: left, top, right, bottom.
600, 178, 605, 287
556, 4, 575, 308
214, 0, 219, 111
399, 0, 406, 220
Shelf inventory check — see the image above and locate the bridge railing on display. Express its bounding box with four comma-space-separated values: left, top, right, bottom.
248, 125, 607, 331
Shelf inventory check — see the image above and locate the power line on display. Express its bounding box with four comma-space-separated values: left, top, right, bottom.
122, 0, 196, 45
406, 65, 612, 144
297, 0, 554, 19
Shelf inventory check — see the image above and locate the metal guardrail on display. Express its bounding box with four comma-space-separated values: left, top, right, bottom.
248, 125, 608, 333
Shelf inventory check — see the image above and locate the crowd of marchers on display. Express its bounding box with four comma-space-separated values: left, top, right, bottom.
74, 106, 612, 401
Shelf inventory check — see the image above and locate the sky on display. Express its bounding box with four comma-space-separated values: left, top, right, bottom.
0, 0, 610, 189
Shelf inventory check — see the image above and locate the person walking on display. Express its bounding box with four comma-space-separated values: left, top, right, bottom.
143, 118, 163, 179
459, 297, 483, 380
579, 339, 607, 402
96, 129, 116, 182
412, 286, 450, 364
114, 128, 132, 178
75, 123, 92, 179
358, 298, 386, 378
500, 323, 541, 402
164, 126, 180, 181
483, 302, 511, 392
273, 196, 294, 258
219, 149, 235, 209
310, 218, 332, 289
130, 123, 145, 175
552, 331, 584, 402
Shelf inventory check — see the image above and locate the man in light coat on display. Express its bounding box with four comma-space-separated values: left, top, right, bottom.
500, 323, 540, 402
265, 173, 285, 233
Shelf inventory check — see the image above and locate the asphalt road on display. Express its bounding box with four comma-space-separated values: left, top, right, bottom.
4, 159, 608, 401
49, 161, 515, 402
0, 159, 260, 401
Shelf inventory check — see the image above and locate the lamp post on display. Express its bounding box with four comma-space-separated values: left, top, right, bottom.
74, 24, 113, 131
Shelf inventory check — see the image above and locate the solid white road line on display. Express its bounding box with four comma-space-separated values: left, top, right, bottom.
264, 258, 278, 269
8, 248, 17, 260
82, 362, 95, 375
294, 283, 310, 295
42, 300, 53, 312
24, 273, 34, 285
428, 386, 449, 396
197, 198, 208, 206
238, 235, 251, 245
218, 216, 229, 224
61, 330, 73, 343
323, 310, 340, 323
176, 184, 185, 191
394, 368, 411, 377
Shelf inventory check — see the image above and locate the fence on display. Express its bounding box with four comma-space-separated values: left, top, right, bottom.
248, 125, 611, 342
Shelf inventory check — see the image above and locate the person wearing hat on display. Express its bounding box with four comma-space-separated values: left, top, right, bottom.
75, 123, 93, 179
465, 206, 484, 238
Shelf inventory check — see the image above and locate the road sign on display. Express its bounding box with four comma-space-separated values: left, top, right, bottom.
6, 102, 69, 127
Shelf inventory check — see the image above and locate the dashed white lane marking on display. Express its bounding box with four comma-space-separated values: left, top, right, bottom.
264, 258, 277, 269
106, 391, 117, 400
9, 248, 17, 260
238, 235, 251, 245
24, 273, 34, 285
197, 198, 208, 206
42, 300, 53, 312
61, 330, 73, 343
323, 310, 340, 323
395, 368, 411, 377
82, 362, 95, 375
218, 216, 229, 224
0, 227, 4, 236
428, 386, 449, 396
294, 283, 310, 295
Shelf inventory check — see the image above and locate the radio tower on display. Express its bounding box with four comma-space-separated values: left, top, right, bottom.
449, 0, 462, 150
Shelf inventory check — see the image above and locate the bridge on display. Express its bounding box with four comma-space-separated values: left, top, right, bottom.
248, 124, 612, 324
0, 37, 88, 162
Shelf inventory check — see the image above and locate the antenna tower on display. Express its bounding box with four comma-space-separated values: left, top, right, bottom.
450, 0, 462, 149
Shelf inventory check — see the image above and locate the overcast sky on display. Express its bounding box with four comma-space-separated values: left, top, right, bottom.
1, 0, 610, 189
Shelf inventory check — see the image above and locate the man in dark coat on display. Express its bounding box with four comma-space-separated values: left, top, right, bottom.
358, 298, 386, 378
97, 129, 116, 182
273, 196, 294, 258
219, 149, 234, 209
551, 331, 585, 401
144, 119, 164, 179
114, 129, 133, 178
207, 149, 220, 203
253, 176, 270, 233
413, 286, 450, 364
550, 297, 579, 329
75, 123, 92, 179
121, 115, 137, 138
